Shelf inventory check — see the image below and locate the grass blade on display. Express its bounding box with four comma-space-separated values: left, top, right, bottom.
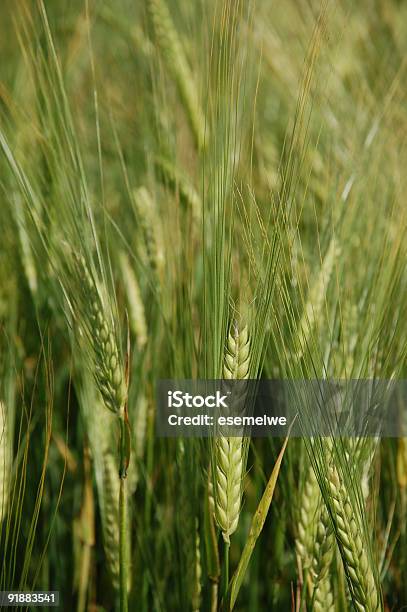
228, 429, 292, 610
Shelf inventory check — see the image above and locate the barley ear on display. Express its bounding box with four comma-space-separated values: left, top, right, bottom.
119, 252, 147, 351
310, 505, 335, 612
133, 187, 164, 279
297, 236, 339, 359
73, 254, 126, 417
327, 462, 380, 611
154, 156, 201, 227
296, 466, 321, 568
147, 0, 206, 150
296, 464, 335, 611
213, 323, 250, 544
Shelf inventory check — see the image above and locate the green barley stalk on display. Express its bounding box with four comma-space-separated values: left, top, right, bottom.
205, 468, 221, 612
101, 452, 131, 594
78, 376, 134, 599
293, 236, 339, 608
177, 439, 202, 611
192, 518, 202, 612
147, 0, 207, 150
76, 446, 95, 612
177, 440, 202, 611
0, 401, 9, 526
71, 255, 131, 612
228, 434, 291, 610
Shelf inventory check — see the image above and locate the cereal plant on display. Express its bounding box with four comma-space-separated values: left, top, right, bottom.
0, 0, 406, 610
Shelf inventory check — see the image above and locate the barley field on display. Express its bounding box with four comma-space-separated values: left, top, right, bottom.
0, 0, 406, 610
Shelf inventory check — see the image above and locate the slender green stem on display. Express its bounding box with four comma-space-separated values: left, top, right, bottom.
77, 542, 91, 612
118, 416, 130, 612
119, 474, 128, 612
299, 569, 309, 611
210, 580, 219, 612
223, 540, 230, 600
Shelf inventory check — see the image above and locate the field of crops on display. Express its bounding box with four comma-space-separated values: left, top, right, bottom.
0, 1, 406, 610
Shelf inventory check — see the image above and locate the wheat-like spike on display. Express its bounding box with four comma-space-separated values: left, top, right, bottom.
213, 324, 250, 543
0, 401, 9, 525
223, 324, 250, 380
119, 252, 147, 350
313, 566, 335, 612
310, 505, 335, 612
133, 187, 164, 277
297, 236, 339, 359
296, 463, 336, 610
327, 463, 380, 611
214, 437, 243, 543
148, 0, 206, 150
81, 380, 113, 457
101, 452, 120, 591
154, 156, 201, 226
74, 255, 126, 417
101, 452, 131, 593
295, 466, 321, 567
